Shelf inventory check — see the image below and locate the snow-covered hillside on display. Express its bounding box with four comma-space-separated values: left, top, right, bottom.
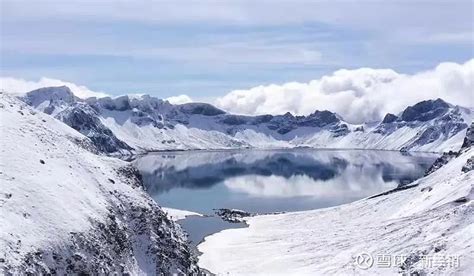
0, 93, 198, 274
21, 86, 472, 154
3, 85, 472, 275
198, 129, 474, 275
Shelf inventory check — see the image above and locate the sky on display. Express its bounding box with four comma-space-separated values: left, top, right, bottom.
1, 0, 473, 123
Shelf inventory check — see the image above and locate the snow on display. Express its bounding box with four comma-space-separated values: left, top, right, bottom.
0, 94, 109, 255
3, 86, 473, 274
198, 148, 474, 275
18, 87, 473, 154
162, 207, 203, 221
0, 93, 197, 274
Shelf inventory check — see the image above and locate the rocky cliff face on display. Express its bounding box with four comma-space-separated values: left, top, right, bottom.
56, 103, 133, 153
425, 121, 473, 175
0, 93, 199, 275
461, 122, 474, 172
461, 122, 474, 150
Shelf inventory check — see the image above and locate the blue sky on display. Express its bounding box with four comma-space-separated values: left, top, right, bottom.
1, 0, 473, 100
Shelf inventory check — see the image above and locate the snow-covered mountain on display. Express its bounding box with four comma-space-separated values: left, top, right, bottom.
3, 86, 472, 275
0, 92, 198, 274
21, 86, 472, 154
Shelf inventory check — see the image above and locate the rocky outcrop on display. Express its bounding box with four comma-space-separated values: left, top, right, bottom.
22, 86, 77, 112
462, 156, 473, 173
215, 209, 253, 223
382, 113, 398, 124
461, 122, 474, 173
425, 121, 473, 175
178, 103, 226, 116
424, 151, 458, 176
400, 98, 450, 122
57, 104, 133, 153
461, 122, 474, 150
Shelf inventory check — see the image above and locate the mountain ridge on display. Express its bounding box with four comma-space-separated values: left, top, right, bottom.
20, 86, 473, 154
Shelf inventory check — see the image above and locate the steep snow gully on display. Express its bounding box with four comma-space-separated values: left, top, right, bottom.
1, 87, 473, 275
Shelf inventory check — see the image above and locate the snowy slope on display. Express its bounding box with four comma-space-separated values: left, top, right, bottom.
0, 93, 198, 274
198, 140, 474, 275
20, 86, 473, 154
162, 208, 203, 222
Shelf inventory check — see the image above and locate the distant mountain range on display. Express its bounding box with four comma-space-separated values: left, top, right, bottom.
21, 86, 473, 154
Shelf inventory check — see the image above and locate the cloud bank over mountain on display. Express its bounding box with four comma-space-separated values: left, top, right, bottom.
0, 77, 109, 98
215, 59, 474, 123
2, 59, 472, 124
166, 94, 193, 105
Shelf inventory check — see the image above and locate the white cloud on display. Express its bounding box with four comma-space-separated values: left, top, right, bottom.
166, 94, 193, 105
0, 77, 109, 99
1, 59, 472, 123
214, 59, 474, 123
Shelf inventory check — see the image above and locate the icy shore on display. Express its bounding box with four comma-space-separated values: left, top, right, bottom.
198, 145, 473, 275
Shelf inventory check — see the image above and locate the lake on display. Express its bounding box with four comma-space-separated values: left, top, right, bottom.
134, 149, 438, 246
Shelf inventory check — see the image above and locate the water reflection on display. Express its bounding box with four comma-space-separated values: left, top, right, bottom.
135, 149, 437, 214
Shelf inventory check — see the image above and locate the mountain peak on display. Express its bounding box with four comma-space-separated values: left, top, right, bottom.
24, 86, 76, 109
382, 113, 398, 123
178, 102, 226, 116
400, 98, 451, 122
27, 85, 73, 97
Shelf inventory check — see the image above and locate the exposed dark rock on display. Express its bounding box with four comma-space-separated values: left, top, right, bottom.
461, 122, 474, 150
112, 96, 131, 111
262, 110, 343, 136
398, 250, 428, 275
252, 114, 274, 124
400, 99, 450, 122
425, 151, 458, 176
382, 113, 398, 123
332, 123, 350, 137
39, 159, 45, 164
57, 104, 133, 153
215, 208, 253, 223
354, 126, 364, 132
22, 86, 77, 113
425, 121, 473, 175
453, 197, 468, 203
221, 115, 250, 125
368, 183, 419, 199
178, 103, 226, 116
461, 156, 473, 173
277, 125, 296, 135
282, 112, 294, 119
299, 110, 340, 127
420, 186, 432, 192
399, 108, 468, 151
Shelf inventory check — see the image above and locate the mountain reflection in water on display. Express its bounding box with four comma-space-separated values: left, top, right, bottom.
135, 149, 438, 215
